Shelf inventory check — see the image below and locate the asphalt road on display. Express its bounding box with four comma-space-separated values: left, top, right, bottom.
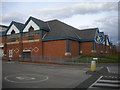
107, 66, 119, 74
2, 60, 120, 90
2, 61, 91, 89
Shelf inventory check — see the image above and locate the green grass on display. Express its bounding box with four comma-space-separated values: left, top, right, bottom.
70, 55, 120, 63
71, 58, 120, 63
80, 55, 120, 60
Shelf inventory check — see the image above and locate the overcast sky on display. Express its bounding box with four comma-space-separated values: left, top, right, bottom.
0, 0, 119, 45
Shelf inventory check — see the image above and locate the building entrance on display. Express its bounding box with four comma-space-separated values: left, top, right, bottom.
22, 50, 31, 61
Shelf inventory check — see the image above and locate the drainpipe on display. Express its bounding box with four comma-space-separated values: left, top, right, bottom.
40, 29, 43, 59
20, 32, 23, 59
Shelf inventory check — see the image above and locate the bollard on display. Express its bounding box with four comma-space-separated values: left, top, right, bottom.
90, 61, 96, 71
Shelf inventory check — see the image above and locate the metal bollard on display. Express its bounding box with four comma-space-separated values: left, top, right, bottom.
90, 61, 96, 71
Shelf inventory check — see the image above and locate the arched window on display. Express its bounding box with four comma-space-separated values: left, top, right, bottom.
11, 30, 15, 34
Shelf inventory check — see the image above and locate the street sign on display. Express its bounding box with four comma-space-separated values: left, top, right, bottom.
9, 50, 13, 58
94, 33, 105, 44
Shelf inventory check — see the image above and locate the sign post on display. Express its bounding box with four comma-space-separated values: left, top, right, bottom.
9, 50, 13, 61
91, 33, 105, 71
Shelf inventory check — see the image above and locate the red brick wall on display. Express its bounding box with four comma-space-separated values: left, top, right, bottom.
34, 35, 40, 39
80, 42, 92, 55
22, 36, 28, 40
69, 40, 79, 57
43, 40, 66, 59
23, 41, 42, 57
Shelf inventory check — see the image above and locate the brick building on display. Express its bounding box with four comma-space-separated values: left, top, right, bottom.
0, 16, 115, 61
0, 25, 8, 57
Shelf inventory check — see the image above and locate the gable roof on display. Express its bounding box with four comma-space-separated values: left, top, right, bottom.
22, 16, 49, 31
13, 21, 24, 32
6, 21, 24, 35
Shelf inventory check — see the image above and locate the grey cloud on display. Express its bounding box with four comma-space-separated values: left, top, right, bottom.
1, 12, 26, 25
1, 2, 117, 25
33, 3, 117, 20
94, 16, 118, 45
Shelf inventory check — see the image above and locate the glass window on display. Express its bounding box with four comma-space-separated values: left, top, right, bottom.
11, 38, 16, 42
35, 30, 40, 35
28, 36, 34, 40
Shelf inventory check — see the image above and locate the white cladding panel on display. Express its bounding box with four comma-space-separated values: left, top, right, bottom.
7, 24, 20, 35
23, 20, 40, 32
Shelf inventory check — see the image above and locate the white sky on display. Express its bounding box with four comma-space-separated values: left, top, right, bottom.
0, 0, 119, 45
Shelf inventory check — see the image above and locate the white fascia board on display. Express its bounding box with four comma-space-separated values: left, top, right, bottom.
7, 24, 20, 35
23, 20, 40, 32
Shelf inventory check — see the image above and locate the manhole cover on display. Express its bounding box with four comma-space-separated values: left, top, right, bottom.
4, 74, 48, 83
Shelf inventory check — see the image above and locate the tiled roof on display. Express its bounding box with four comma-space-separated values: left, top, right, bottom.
44, 20, 79, 39
44, 19, 97, 41
74, 28, 98, 40
1, 17, 98, 41
30, 16, 48, 30
13, 21, 24, 32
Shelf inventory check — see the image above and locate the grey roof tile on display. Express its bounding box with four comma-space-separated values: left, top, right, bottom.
13, 21, 24, 32
30, 16, 48, 29
45, 20, 80, 39
44, 19, 97, 40
74, 28, 97, 40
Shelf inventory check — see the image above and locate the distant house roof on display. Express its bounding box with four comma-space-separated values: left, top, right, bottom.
0, 25, 8, 36
0, 25, 8, 29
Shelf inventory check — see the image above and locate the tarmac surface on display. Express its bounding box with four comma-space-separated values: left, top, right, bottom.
2, 60, 120, 90
2, 61, 91, 89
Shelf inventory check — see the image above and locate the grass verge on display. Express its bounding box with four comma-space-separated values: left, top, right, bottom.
70, 55, 120, 63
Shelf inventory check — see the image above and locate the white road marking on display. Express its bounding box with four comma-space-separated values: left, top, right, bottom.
89, 76, 103, 88
98, 79, 120, 83
16, 76, 36, 80
4, 74, 48, 83
94, 83, 120, 87
89, 75, 120, 89
107, 67, 110, 73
